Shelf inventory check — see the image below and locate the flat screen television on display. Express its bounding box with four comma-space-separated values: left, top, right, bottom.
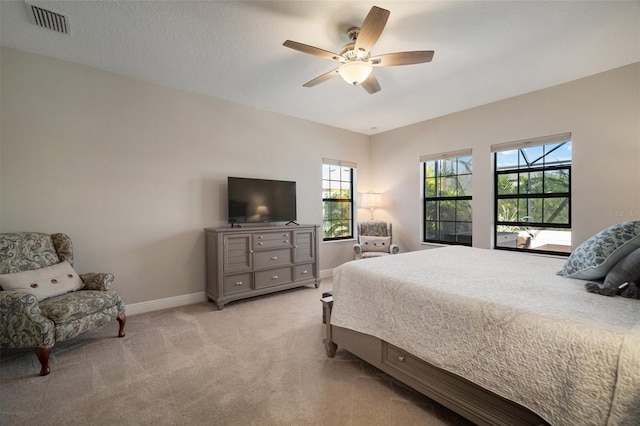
227, 177, 297, 225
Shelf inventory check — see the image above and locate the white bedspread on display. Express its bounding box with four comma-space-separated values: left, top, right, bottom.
330, 246, 640, 426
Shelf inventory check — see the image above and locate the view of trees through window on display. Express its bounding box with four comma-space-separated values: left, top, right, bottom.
322, 163, 353, 240
423, 155, 473, 245
495, 141, 572, 254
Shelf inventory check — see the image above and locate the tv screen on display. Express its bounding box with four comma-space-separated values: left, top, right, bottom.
227, 177, 297, 224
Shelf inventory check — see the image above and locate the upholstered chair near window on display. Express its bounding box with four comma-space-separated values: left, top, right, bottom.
0, 232, 126, 376
353, 221, 400, 259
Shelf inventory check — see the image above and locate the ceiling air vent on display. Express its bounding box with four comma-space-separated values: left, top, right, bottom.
25, 1, 70, 35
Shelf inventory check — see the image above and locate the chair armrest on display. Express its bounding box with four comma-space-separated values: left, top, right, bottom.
353, 243, 363, 260
79, 273, 114, 291
0, 290, 55, 347
390, 244, 400, 255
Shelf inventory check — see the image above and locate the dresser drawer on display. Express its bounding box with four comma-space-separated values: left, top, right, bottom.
293, 263, 315, 281
254, 248, 291, 269
255, 267, 292, 289
383, 343, 433, 385
253, 231, 292, 250
223, 273, 253, 295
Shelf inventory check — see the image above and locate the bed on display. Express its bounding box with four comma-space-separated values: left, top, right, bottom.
322, 246, 640, 426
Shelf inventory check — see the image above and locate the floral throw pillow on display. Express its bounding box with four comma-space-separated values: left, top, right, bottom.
558, 221, 640, 280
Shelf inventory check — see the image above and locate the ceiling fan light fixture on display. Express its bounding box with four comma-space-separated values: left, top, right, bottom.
283, 6, 433, 94
338, 61, 373, 86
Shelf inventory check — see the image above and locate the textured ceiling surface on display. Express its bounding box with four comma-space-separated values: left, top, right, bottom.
1, 1, 639, 135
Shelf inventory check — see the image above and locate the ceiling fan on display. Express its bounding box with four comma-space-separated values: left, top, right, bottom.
283, 6, 434, 94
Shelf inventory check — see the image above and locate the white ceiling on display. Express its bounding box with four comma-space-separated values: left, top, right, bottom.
1, 1, 639, 135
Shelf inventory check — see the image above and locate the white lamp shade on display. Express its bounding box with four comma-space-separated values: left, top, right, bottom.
361, 193, 382, 209
338, 61, 373, 85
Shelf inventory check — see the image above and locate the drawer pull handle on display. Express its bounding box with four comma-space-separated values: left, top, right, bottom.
283, 234, 288, 237
272, 275, 278, 279
283, 240, 289, 243
271, 256, 278, 260
258, 236, 264, 239
398, 356, 405, 362
234, 281, 243, 286
258, 242, 264, 246
302, 270, 308, 274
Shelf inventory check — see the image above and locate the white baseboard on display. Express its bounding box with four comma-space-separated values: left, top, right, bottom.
319, 269, 333, 279
127, 272, 333, 316
126, 292, 208, 316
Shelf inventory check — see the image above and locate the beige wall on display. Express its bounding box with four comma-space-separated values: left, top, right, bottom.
0, 47, 370, 305
2, 46, 639, 308
370, 63, 640, 252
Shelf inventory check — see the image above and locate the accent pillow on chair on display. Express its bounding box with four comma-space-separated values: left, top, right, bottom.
360, 236, 391, 252
0, 261, 83, 301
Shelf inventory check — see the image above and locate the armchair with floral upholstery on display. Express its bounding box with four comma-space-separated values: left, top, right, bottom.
353, 221, 400, 259
0, 232, 125, 376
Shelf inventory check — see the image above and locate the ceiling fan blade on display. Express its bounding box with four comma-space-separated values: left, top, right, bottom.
370, 51, 435, 66
361, 73, 381, 94
354, 6, 390, 54
283, 40, 344, 62
302, 69, 340, 87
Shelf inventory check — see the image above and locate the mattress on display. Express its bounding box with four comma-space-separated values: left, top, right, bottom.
330, 246, 640, 426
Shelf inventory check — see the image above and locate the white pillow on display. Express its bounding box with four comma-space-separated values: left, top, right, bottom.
0, 261, 83, 301
360, 236, 391, 253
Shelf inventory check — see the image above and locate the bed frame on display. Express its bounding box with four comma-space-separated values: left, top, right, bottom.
321, 297, 549, 426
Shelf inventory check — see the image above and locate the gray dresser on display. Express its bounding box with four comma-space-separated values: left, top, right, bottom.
204, 224, 320, 309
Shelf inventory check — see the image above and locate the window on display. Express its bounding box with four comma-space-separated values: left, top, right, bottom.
493, 133, 572, 255
322, 159, 355, 241
422, 150, 473, 245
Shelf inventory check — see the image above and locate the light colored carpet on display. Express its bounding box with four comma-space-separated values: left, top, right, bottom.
0, 279, 473, 425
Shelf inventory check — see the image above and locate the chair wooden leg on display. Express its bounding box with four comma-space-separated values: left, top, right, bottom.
35, 345, 53, 376
117, 313, 126, 337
